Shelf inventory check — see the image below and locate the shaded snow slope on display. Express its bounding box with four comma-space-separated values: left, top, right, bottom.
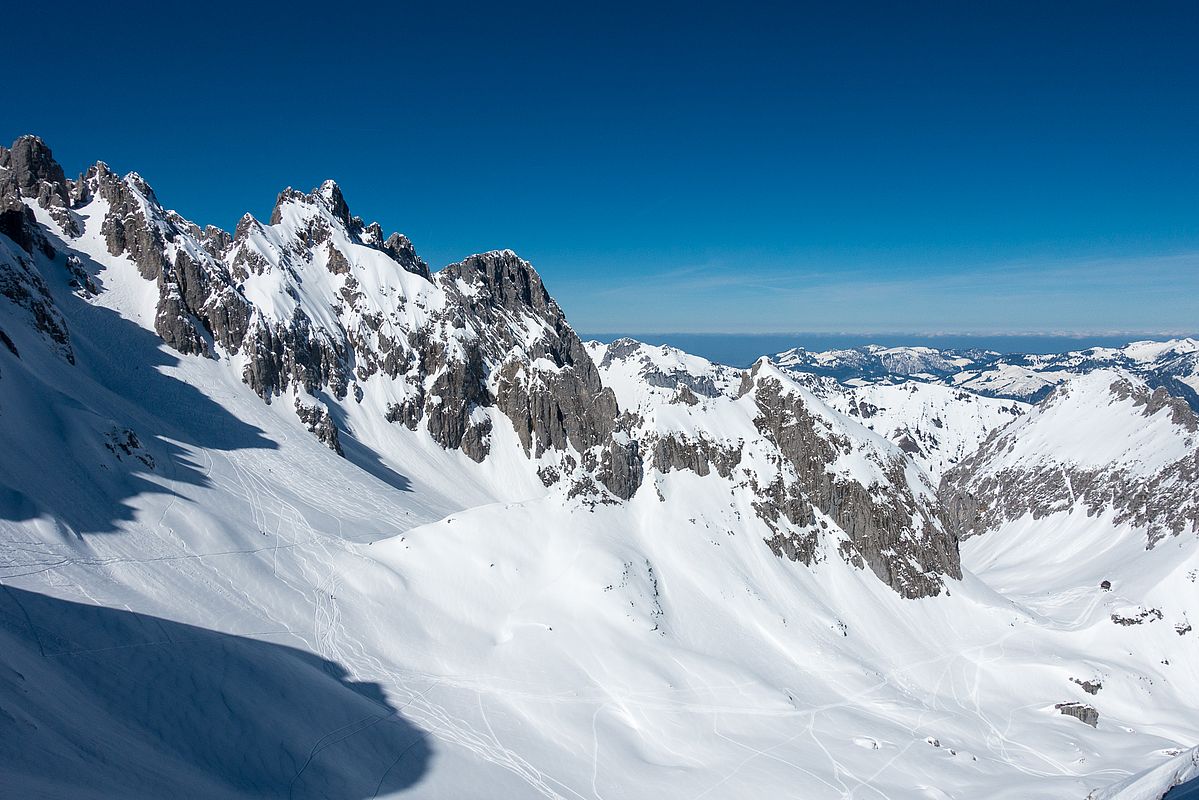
1087, 726, 1198, 799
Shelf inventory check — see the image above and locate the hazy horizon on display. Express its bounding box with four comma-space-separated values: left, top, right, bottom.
583, 331, 1198, 367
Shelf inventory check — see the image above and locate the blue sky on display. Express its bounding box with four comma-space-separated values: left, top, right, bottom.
4, 1, 1196, 334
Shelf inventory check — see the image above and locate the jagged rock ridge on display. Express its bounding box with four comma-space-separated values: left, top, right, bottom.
588, 340, 964, 597
2, 134, 982, 598
940, 370, 1199, 546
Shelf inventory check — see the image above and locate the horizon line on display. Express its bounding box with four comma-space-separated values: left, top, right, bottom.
580, 330, 1199, 339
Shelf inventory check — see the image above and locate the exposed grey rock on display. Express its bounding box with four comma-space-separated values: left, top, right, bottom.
326, 241, 351, 274
385, 395, 424, 430
154, 268, 208, 356
494, 359, 619, 457
439, 250, 623, 461
1055, 702, 1099, 727
164, 211, 232, 260
240, 311, 348, 401
0, 327, 17, 357
847, 400, 878, 419
87, 162, 169, 280
941, 380, 1199, 547
200, 225, 233, 257
594, 435, 643, 501
0, 186, 42, 255
423, 342, 489, 452
0, 243, 73, 364
3, 136, 75, 237
103, 427, 155, 469
1110, 377, 1197, 432
599, 338, 643, 364
64, 255, 96, 296
650, 433, 742, 478
382, 232, 431, 280
749, 367, 960, 598
294, 396, 344, 455
674, 385, 700, 406
0, 141, 67, 254
1070, 678, 1102, 695
460, 416, 493, 463
1111, 608, 1163, 626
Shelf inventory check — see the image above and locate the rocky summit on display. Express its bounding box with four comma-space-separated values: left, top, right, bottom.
1, 136, 1197, 800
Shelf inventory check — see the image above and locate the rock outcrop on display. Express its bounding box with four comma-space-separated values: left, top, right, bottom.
941, 371, 1199, 546
0, 136, 641, 488
1056, 702, 1099, 727
0, 140, 74, 363
589, 341, 962, 598
747, 364, 961, 598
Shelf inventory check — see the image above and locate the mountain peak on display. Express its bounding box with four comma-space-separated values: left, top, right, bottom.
2, 134, 69, 209
122, 171, 160, 205
441, 249, 555, 317
316, 179, 351, 225
269, 180, 353, 228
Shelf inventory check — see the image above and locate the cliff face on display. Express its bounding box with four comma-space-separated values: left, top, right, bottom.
940, 370, 1199, 547
589, 342, 963, 598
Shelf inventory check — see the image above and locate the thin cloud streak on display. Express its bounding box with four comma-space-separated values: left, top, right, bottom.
554, 251, 1199, 334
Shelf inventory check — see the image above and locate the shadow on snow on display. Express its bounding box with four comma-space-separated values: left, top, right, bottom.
0, 584, 433, 798
0, 238, 414, 534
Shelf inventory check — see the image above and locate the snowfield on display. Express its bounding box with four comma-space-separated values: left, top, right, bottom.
1, 137, 1196, 799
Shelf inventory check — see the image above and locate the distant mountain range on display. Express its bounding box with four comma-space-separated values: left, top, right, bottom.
773, 339, 1199, 405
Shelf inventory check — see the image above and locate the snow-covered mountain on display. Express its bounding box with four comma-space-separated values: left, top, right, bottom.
1, 135, 1196, 799
943, 369, 1199, 547
774, 340, 1199, 406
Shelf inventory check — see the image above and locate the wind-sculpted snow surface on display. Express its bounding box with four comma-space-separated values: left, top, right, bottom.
0, 135, 1197, 798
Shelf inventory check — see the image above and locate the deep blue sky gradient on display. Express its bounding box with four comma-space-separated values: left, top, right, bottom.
3, 1, 1197, 334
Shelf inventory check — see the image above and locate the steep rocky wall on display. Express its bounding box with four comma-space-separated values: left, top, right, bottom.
2, 134, 978, 598
4, 136, 640, 496
749, 370, 961, 598
940, 378, 1199, 546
